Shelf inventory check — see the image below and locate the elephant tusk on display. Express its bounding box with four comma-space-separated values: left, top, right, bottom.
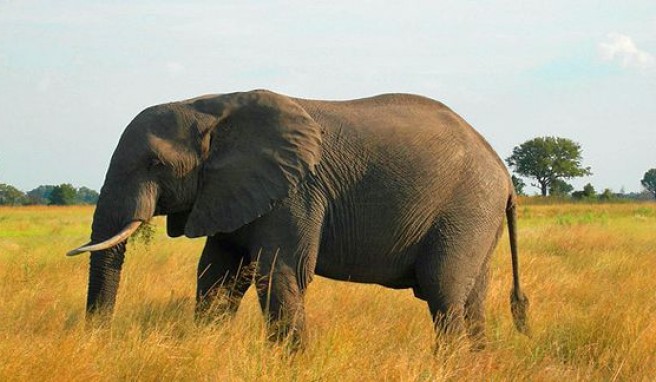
66, 220, 143, 256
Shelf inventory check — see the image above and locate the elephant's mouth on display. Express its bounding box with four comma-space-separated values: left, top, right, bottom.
153, 195, 177, 216
154, 197, 192, 217
67, 220, 143, 256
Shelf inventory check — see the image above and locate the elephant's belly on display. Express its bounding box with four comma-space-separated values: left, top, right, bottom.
313, 165, 441, 288
314, 244, 419, 288
314, 206, 430, 288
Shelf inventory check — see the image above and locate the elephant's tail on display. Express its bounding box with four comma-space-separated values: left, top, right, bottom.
506, 193, 531, 336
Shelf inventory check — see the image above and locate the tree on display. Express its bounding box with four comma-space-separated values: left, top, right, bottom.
506, 137, 592, 196
583, 183, 596, 197
641, 168, 656, 199
26, 185, 56, 205
549, 179, 574, 197
599, 188, 615, 201
511, 175, 526, 196
76, 186, 99, 204
573, 183, 596, 200
0, 183, 27, 205
48, 183, 77, 205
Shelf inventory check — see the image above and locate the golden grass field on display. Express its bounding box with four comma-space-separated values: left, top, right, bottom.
1, 203, 655, 381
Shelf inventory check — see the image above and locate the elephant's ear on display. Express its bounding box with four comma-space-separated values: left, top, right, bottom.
184, 90, 323, 237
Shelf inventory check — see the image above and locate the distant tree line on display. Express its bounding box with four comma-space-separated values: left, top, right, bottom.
507, 136, 656, 201
0, 183, 99, 206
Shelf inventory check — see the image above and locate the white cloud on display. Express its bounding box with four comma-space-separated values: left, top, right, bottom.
599, 33, 655, 70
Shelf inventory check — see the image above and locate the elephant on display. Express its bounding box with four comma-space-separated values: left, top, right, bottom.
68, 89, 529, 348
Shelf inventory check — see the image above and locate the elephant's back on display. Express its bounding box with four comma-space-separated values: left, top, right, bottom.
295, 93, 459, 139
296, 94, 493, 158
299, 93, 510, 189
294, 93, 450, 110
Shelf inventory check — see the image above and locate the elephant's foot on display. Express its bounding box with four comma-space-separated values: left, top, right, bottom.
265, 318, 307, 352
429, 307, 476, 355
257, 287, 308, 351
194, 301, 237, 324
194, 285, 248, 324
464, 307, 488, 351
466, 329, 487, 351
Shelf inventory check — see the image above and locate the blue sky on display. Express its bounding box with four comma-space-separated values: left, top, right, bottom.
1, 1, 655, 193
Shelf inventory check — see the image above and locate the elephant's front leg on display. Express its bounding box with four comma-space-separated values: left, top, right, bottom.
246, 196, 324, 349
196, 236, 252, 321
254, 250, 311, 350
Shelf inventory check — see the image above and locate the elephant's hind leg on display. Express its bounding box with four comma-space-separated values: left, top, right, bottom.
416, 217, 500, 345
465, 223, 504, 349
196, 236, 252, 321
415, 249, 470, 339
464, 255, 491, 350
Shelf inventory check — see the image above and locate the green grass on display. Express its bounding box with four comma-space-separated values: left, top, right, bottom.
1, 203, 655, 381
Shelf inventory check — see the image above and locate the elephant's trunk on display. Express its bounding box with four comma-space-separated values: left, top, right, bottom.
87, 245, 126, 315
75, 181, 158, 318
84, 214, 131, 317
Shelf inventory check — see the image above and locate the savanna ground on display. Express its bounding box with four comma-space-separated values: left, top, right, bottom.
0, 202, 655, 381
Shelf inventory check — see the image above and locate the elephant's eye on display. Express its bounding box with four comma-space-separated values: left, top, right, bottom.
149, 158, 163, 169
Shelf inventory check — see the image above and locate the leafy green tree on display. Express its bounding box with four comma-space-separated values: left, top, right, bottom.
511, 175, 526, 196
549, 179, 574, 197
573, 183, 597, 200
76, 186, 99, 204
26, 185, 56, 205
506, 137, 592, 196
599, 188, 615, 201
0, 183, 27, 205
641, 168, 656, 199
583, 183, 596, 197
48, 183, 77, 205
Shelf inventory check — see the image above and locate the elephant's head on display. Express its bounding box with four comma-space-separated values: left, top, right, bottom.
68, 90, 323, 316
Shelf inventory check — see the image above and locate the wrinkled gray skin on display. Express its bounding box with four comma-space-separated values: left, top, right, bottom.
80, 90, 529, 348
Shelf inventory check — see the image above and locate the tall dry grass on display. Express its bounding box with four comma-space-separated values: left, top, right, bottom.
0, 203, 655, 381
